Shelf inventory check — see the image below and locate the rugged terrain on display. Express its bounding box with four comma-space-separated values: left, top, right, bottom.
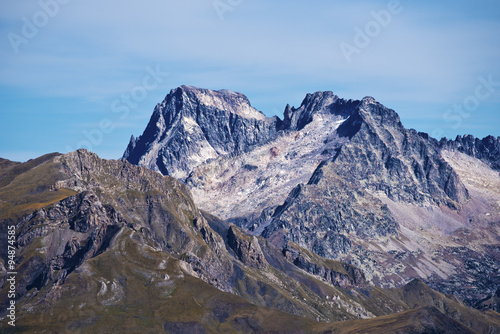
1, 85, 499, 332
124, 85, 500, 311
123, 85, 281, 180
1, 150, 499, 332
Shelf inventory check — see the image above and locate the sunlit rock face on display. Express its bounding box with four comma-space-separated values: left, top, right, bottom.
123, 85, 280, 179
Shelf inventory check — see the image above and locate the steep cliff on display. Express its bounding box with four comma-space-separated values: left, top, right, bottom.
123, 85, 280, 179
440, 134, 500, 171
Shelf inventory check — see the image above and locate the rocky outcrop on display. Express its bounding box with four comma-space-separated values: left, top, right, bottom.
425, 244, 500, 309
262, 175, 398, 259
122, 87, 499, 310
8, 191, 126, 308
331, 97, 469, 207
440, 134, 500, 171
126, 87, 469, 226
280, 91, 358, 130
123, 85, 281, 179
282, 241, 367, 288
259, 96, 474, 285
227, 225, 268, 269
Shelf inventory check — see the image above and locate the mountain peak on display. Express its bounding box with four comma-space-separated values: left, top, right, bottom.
361, 96, 376, 102
179, 84, 243, 97
282, 90, 359, 130
170, 85, 266, 121
354, 95, 403, 131
123, 85, 279, 178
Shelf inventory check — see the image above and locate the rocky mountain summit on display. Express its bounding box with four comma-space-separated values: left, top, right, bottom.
123, 85, 280, 179
123, 86, 500, 312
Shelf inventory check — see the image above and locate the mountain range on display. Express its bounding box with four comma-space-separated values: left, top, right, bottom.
125, 85, 500, 307
1, 85, 499, 333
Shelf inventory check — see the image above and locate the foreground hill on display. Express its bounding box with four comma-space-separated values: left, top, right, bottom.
1, 150, 499, 332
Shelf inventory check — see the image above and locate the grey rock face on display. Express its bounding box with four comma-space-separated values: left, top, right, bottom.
121, 86, 498, 311
282, 241, 367, 288
123, 85, 280, 179
15, 190, 124, 295
426, 244, 500, 308
440, 134, 500, 171
226, 225, 268, 269
262, 97, 468, 260
261, 172, 398, 258
331, 97, 469, 207
184, 92, 353, 231
281, 91, 359, 130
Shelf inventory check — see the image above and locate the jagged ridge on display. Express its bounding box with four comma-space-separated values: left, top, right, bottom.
440, 134, 500, 171
123, 85, 281, 179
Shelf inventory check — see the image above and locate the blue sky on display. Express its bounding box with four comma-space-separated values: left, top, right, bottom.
1, 0, 499, 162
